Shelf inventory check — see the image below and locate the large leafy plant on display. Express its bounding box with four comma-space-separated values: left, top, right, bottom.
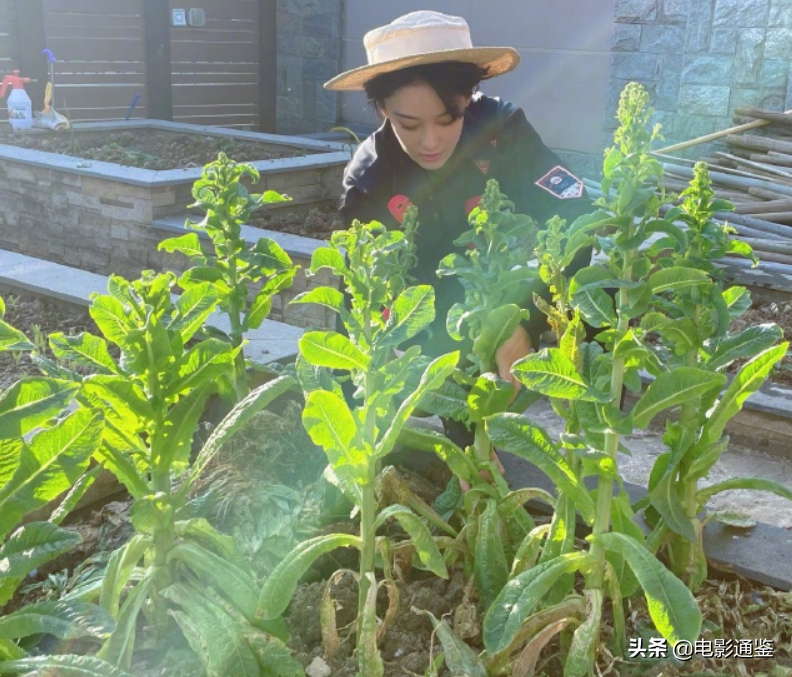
39, 272, 302, 676
477, 83, 704, 675
639, 162, 790, 589
159, 152, 296, 397
0, 298, 113, 669
257, 214, 466, 676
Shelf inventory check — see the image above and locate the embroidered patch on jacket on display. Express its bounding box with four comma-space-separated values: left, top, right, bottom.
388, 194, 413, 224
464, 195, 482, 216
473, 159, 490, 175
535, 165, 584, 199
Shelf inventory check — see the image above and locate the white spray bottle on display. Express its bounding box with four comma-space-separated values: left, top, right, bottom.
1, 70, 33, 130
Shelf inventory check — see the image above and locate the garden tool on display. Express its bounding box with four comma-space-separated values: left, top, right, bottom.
34, 48, 69, 130
34, 81, 69, 130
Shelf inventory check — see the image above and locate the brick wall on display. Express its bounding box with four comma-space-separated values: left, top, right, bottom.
276, 0, 342, 135
608, 0, 792, 157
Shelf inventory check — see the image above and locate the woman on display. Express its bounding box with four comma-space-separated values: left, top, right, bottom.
325, 11, 592, 452
326, 10, 592, 368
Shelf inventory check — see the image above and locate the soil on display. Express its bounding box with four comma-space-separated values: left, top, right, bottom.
248, 205, 342, 241
731, 297, 792, 387
0, 129, 303, 171
0, 290, 98, 389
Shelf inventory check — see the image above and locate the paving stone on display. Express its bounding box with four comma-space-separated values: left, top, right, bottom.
612, 23, 642, 51
769, 0, 792, 27
714, 0, 770, 26
734, 28, 767, 86
760, 58, 790, 89
660, 0, 689, 23
709, 27, 739, 55
640, 24, 685, 52
681, 54, 734, 85
679, 85, 732, 116
686, 0, 714, 52
611, 52, 659, 80
614, 0, 657, 23
765, 27, 792, 57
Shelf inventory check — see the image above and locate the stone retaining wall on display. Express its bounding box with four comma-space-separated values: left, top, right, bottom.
608, 0, 792, 156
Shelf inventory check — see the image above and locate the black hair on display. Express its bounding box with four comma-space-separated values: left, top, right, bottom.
364, 61, 490, 120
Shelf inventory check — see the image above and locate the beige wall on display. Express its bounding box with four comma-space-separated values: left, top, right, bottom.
339, 1, 615, 156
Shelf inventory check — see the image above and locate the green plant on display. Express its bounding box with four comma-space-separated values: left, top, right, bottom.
257, 214, 467, 675
159, 152, 297, 397
639, 161, 791, 590
474, 83, 704, 676
38, 272, 302, 676
0, 296, 111, 667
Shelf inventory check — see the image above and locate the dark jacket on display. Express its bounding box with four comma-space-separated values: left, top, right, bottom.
339, 93, 592, 357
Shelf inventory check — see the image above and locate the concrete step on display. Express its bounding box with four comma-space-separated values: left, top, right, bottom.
0, 249, 303, 365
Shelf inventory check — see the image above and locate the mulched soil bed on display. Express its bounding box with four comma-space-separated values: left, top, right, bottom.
0, 129, 303, 170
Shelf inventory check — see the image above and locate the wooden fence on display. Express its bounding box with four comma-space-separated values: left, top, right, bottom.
1, 0, 276, 129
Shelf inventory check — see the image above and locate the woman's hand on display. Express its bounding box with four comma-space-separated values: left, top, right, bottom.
494, 324, 532, 398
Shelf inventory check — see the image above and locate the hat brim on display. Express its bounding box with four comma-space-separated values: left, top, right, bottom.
324, 46, 520, 91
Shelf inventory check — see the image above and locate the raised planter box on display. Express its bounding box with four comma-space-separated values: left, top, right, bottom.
0, 120, 349, 282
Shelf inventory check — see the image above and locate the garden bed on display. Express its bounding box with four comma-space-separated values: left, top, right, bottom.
0, 128, 302, 170
0, 120, 349, 282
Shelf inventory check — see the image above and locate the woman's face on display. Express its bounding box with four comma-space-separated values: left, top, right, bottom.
381, 82, 468, 171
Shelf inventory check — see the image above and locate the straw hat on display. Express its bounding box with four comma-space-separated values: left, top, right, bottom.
324, 11, 520, 91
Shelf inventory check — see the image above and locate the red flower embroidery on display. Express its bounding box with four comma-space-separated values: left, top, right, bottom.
464, 195, 482, 216
388, 194, 413, 224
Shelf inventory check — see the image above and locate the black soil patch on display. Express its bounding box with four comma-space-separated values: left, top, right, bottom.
0, 129, 304, 170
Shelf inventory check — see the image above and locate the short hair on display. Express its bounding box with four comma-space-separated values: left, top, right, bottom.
364, 62, 489, 120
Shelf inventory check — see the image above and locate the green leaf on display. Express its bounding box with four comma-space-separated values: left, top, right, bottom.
412, 609, 488, 677
291, 286, 346, 313
47, 333, 117, 374
164, 338, 236, 399
309, 247, 346, 274
82, 375, 154, 431
596, 532, 701, 645
472, 304, 523, 366
483, 552, 592, 655
564, 589, 603, 677
697, 477, 792, 507
0, 378, 78, 439
99, 535, 150, 617
632, 368, 726, 428
0, 410, 103, 542
257, 533, 361, 620
707, 324, 784, 371
246, 288, 272, 330
570, 269, 617, 327
99, 572, 155, 668
162, 583, 261, 677
0, 600, 113, 641
243, 630, 303, 677
486, 414, 596, 524
374, 505, 447, 578
0, 320, 34, 352
189, 375, 296, 487
168, 541, 259, 620
171, 282, 218, 342
467, 373, 514, 423
397, 423, 476, 483
299, 331, 369, 371
154, 385, 212, 472
158, 232, 203, 257
704, 343, 788, 444
649, 267, 710, 294
302, 389, 367, 491
0, 655, 135, 677
512, 348, 602, 401
474, 500, 509, 610
380, 285, 435, 348
417, 379, 469, 420
0, 522, 81, 606
649, 470, 697, 543
253, 237, 292, 274
375, 351, 459, 459
89, 295, 131, 346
